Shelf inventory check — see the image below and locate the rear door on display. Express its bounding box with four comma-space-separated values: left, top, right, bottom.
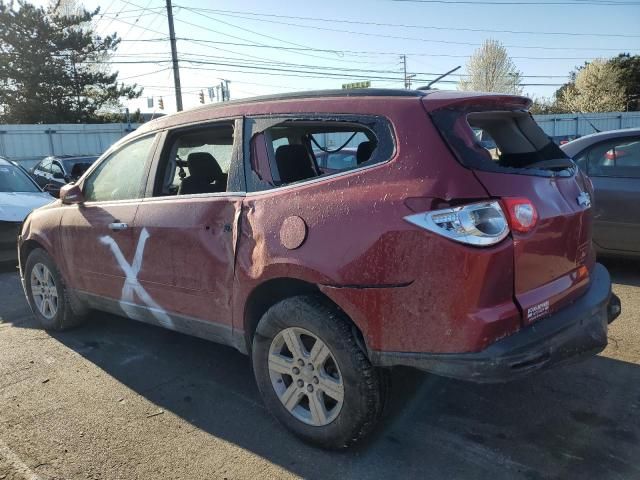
583, 136, 640, 253
427, 100, 593, 326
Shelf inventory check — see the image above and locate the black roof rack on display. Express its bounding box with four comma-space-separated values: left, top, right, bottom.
180, 88, 429, 115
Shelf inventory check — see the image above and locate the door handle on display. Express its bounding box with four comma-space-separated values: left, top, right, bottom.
108, 222, 129, 231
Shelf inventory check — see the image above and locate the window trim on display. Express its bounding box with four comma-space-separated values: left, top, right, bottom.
243, 113, 396, 194
145, 117, 246, 201
585, 136, 640, 179
80, 133, 160, 205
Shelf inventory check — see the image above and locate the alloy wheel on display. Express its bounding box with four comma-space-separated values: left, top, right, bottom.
268, 327, 344, 426
30, 263, 58, 320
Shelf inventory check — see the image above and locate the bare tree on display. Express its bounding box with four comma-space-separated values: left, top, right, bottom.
459, 39, 523, 94
49, 0, 83, 18
557, 59, 626, 113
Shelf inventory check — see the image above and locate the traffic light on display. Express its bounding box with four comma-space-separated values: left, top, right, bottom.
199, 90, 205, 104
158, 97, 164, 110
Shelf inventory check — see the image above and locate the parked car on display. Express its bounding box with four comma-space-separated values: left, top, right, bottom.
31, 155, 98, 196
314, 147, 358, 173
0, 157, 53, 263
561, 128, 640, 257
18, 89, 620, 449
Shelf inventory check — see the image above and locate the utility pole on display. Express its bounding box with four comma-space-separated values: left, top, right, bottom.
401, 55, 408, 89
166, 0, 183, 111
224, 79, 231, 101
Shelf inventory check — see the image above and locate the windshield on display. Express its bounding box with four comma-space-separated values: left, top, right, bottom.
0, 164, 41, 193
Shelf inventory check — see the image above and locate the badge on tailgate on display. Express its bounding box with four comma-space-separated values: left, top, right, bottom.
527, 300, 550, 322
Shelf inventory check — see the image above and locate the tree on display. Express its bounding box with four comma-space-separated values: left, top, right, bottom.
609, 53, 640, 111
557, 59, 625, 113
458, 39, 523, 94
0, 1, 142, 123
529, 95, 566, 115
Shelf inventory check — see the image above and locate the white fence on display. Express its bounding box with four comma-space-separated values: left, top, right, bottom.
0, 123, 139, 168
2, 112, 640, 168
533, 112, 640, 137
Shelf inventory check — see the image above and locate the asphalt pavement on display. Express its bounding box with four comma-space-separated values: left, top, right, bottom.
0, 259, 638, 480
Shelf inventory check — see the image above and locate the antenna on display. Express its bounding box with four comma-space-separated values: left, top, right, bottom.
417, 66, 461, 90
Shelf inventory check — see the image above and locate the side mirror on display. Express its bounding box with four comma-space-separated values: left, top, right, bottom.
59, 183, 85, 205
53, 171, 65, 180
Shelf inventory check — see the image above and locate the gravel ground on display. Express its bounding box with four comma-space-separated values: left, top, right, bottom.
0, 258, 638, 480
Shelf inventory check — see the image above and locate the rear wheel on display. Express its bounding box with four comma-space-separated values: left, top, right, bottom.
252, 295, 386, 449
24, 248, 86, 330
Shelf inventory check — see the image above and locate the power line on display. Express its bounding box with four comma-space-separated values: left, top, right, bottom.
172, 38, 615, 61
389, 0, 640, 5
180, 60, 567, 86
182, 6, 640, 38
172, 9, 384, 65
178, 8, 639, 52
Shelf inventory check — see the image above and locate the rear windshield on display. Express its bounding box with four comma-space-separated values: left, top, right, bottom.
431, 109, 575, 176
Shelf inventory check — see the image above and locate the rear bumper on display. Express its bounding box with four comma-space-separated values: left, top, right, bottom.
370, 263, 620, 383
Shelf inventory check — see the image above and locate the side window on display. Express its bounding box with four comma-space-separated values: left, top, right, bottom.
587, 137, 640, 178
154, 121, 235, 196
84, 135, 155, 202
248, 117, 392, 191
39, 159, 52, 173
51, 162, 64, 177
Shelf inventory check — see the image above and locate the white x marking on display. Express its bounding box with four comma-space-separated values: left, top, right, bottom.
99, 228, 173, 328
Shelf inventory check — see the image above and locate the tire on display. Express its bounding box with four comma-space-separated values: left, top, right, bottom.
252, 295, 386, 449
24, 248, 86, 331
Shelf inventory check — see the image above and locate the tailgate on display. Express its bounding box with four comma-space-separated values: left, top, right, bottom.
475, 171, 593, 325
426, 94, 595, 326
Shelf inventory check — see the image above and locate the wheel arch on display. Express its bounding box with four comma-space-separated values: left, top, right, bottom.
20, 238, 48, 269
242, 277, 368, 356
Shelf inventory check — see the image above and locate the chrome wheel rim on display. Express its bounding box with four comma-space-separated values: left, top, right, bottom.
30, 263, 58, 320
268, 327, 344, 426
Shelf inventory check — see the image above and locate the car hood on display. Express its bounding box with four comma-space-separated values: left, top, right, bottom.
0, 192, 55, 222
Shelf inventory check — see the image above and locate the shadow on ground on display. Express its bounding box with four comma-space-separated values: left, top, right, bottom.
3, 259, 640, 479
600, 257, 640, 288
46, 314, 639, 480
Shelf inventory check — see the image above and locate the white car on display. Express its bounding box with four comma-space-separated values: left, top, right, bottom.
0, 157, 54, 263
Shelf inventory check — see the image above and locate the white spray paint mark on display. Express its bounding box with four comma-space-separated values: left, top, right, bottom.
99, 228, 174, 328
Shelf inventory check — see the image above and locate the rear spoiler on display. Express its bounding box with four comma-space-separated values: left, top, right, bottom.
422, 92, 532, 113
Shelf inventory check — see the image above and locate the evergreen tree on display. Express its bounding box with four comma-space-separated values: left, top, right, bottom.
0, 0, 142, 123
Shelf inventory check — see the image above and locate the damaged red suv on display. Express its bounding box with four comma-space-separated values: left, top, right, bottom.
18, 89, 621, 448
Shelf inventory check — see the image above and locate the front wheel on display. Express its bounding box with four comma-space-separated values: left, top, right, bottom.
24, 248, 86, 330
252, 295, 386, 449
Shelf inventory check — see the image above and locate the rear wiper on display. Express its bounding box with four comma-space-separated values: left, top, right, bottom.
524, 158, 575, 170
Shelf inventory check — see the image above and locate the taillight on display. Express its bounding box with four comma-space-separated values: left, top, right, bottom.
501, 197, 538, 233
404, 201, 509, 246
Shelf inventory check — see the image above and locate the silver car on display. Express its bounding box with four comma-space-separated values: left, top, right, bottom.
562, 128, 640, 257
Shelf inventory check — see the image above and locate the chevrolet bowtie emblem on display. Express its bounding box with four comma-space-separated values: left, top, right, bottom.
577, 191, 591, 208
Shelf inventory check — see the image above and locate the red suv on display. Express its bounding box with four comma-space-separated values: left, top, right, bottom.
18, 89, 621, 449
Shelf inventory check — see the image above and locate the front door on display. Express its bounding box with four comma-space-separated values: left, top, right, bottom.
59, 134, 158, 302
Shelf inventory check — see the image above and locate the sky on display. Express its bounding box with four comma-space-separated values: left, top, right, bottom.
30, 0, 640, 114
